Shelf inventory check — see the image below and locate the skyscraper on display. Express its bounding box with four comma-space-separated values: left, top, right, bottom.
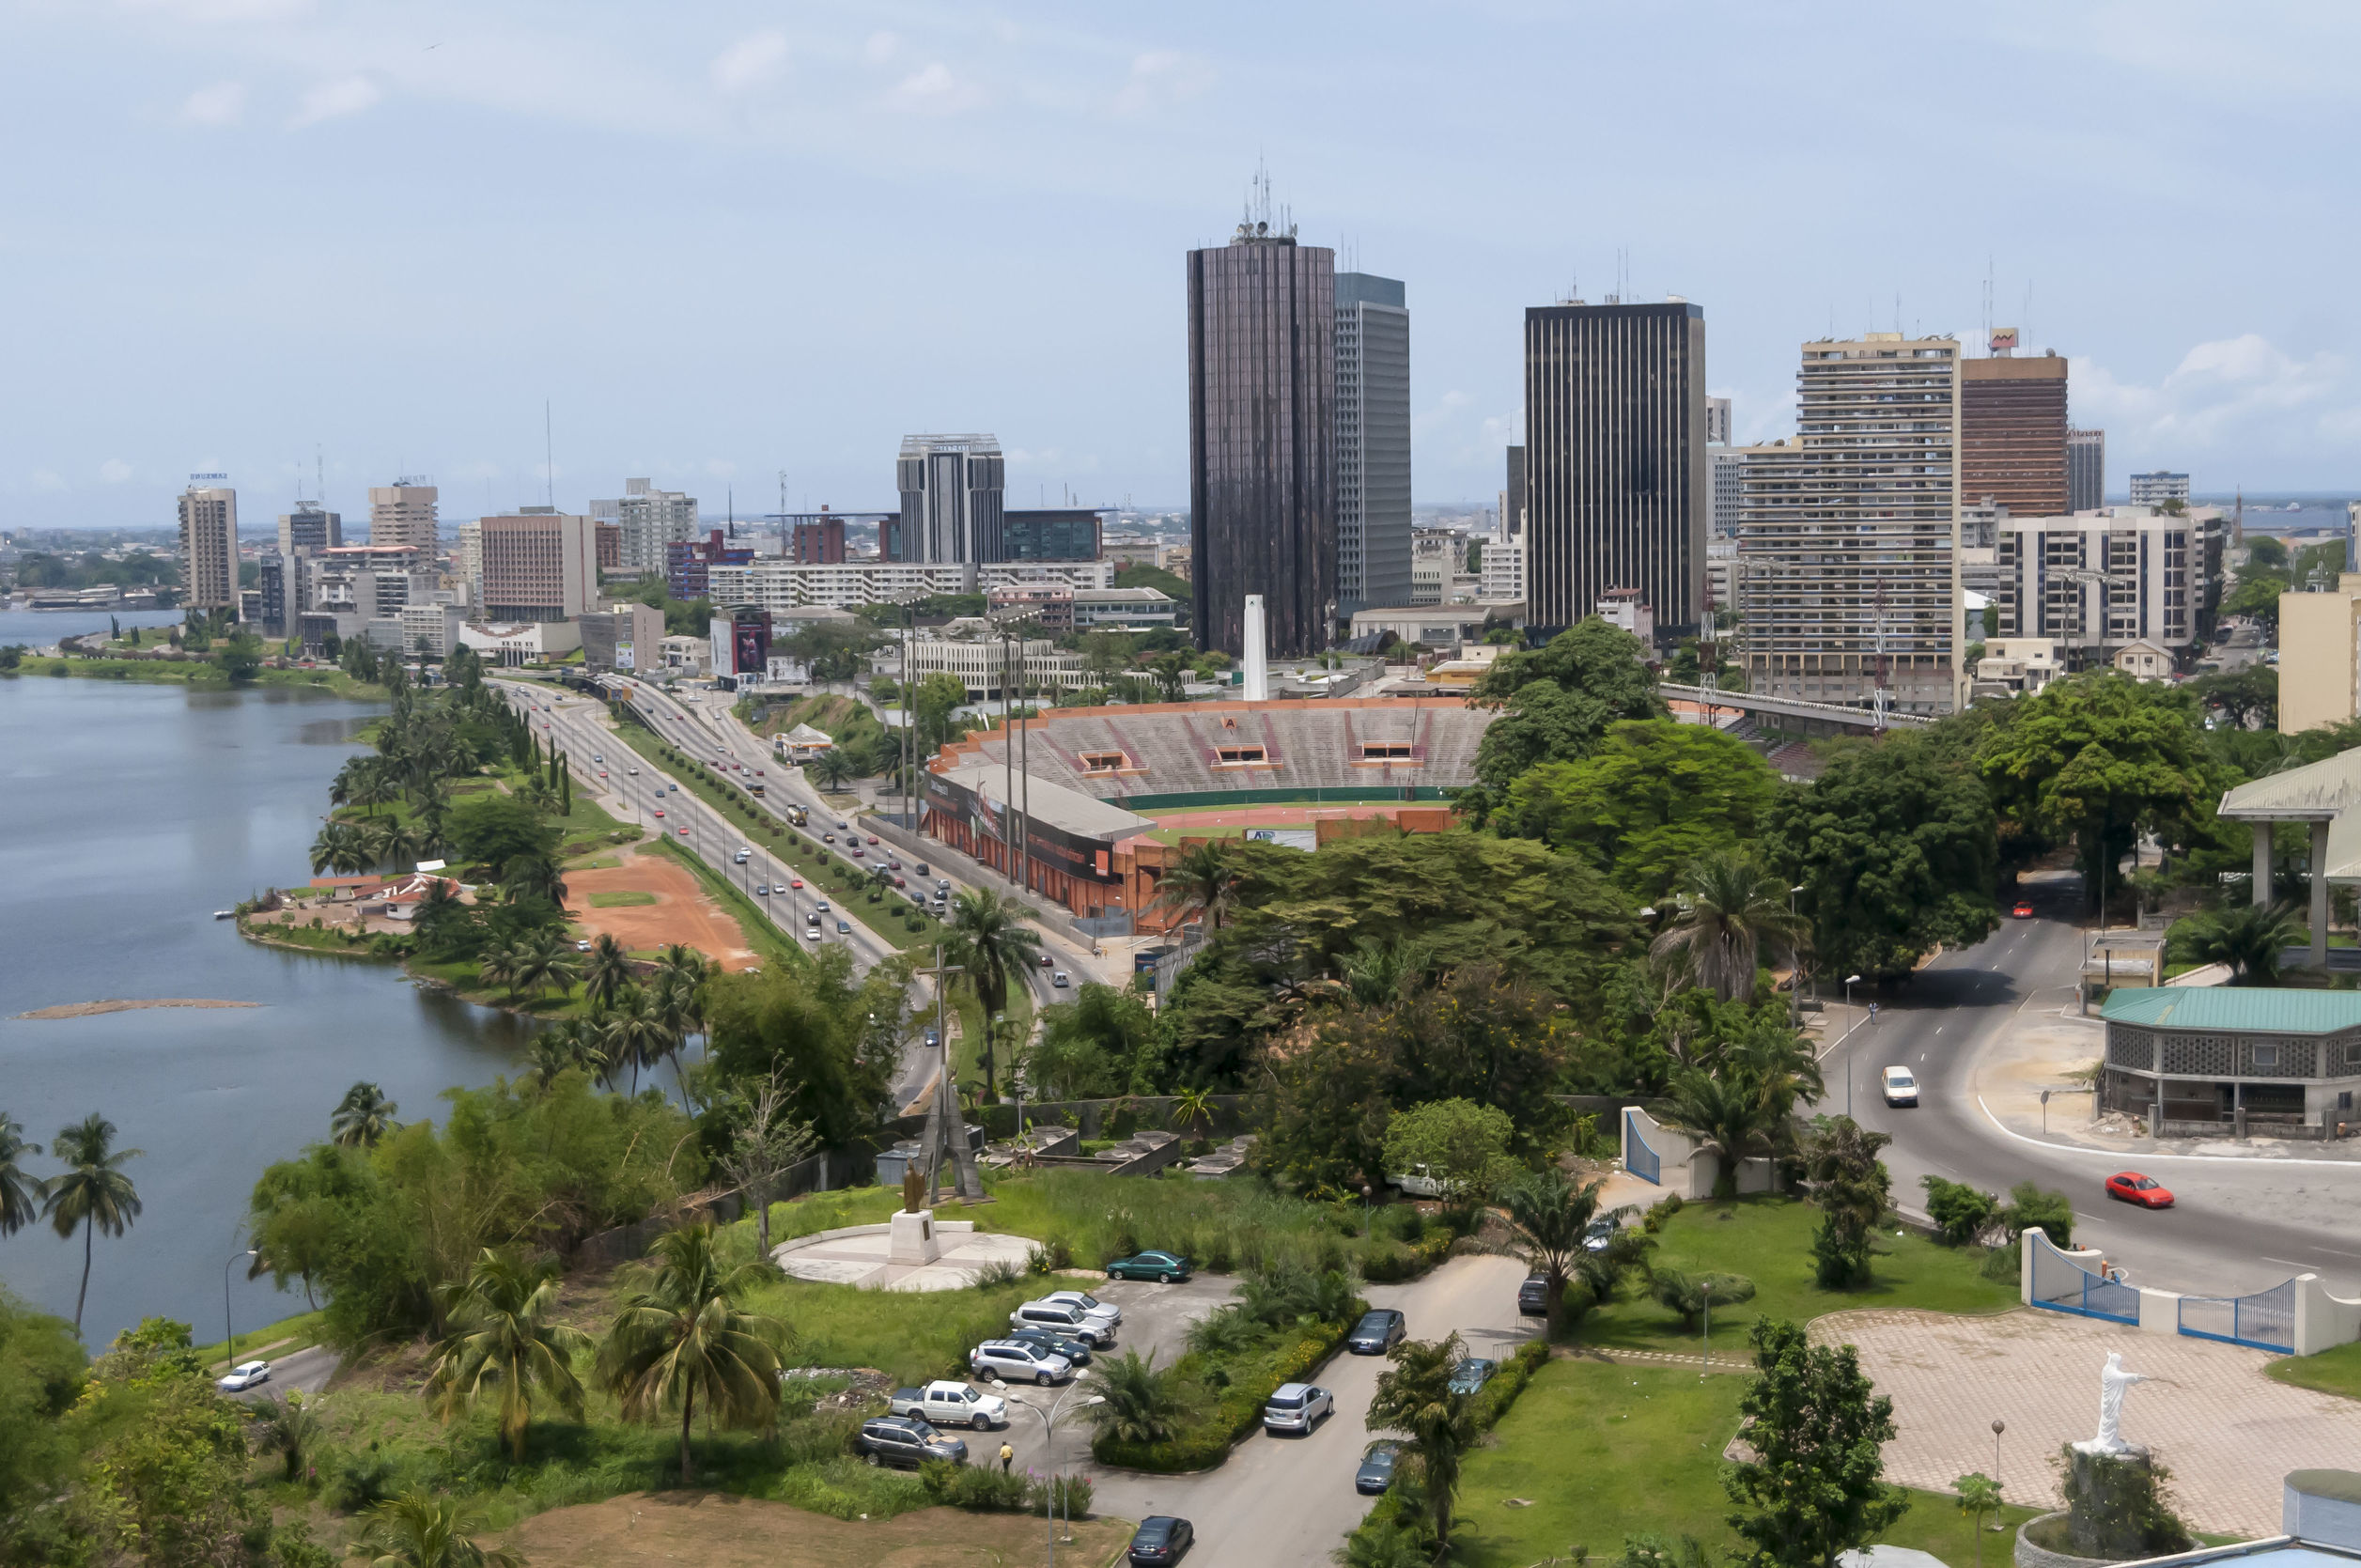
1739, 334, 1963, 715
893, 436, 1005, 564
2068, 429, 2106, 512
1961, 353, 2068, 515
277, 501, 341, 556
479, 510, 597, 620
1333, 272, 1412, 618
368, 482, 440, 555
1522, 300, 1709, 640
178, 480, 237, 613
605, 478, 699, 574
1187, 212, 1335, 658
1705, 396, 1732, 444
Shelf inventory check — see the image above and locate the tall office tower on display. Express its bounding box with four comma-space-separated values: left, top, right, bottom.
1187, 213, 1335, 657
2130, 472, 2191, 507
610, 477, 699, 574
1739, 334, 1963, 715
2068, 429, 2106, 512
478, 510, 597, 620
1961, 353, 2068, 515
1522, 300, 1709, 640
277, 501, 342, 556
893, 436, 1005, 563
368, 482, 440, 555
1705, 396, 1732, 445
1332, 272, 1412, 619
256, 551, 287, 637
1002, 509, 1103, 561
178, 481, 238, 613
1503, 445, 1527, 542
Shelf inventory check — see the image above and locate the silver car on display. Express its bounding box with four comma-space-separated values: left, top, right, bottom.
970, 1338, 1074, 1386
1011, 1299, 1115, 1346
1042, 1288, 1121, 1328
1263, 1381, 1333, 1435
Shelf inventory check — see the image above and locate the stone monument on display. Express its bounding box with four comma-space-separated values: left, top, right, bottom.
2017, 1353, 2187, 1566
890, 1163, 940, 1265
2078, 1353, 2151, 1458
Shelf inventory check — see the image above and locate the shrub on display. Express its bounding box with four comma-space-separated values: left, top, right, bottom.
1642, 1193, 1684, 1233
1921, 1174, 2000, 1247
1467, 1337, 1551, 1432
919, 1458, 1030, 1512
2003, 1182, 2074, 1249
1650, 1269, 1754, 1329
1029, 1471, 1093, 1518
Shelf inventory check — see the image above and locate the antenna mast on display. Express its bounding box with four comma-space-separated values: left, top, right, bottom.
542, 400, 553, 509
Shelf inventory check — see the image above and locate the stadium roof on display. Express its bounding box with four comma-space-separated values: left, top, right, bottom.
2101, 987, 2361, 1034
937, 760, 1157, 843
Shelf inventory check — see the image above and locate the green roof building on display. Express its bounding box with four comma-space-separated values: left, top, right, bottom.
2101, 986, 2361, 1137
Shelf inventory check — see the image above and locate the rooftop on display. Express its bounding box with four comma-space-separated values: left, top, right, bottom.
2102, 987, 2361, 1035
937, 759, 1157, 843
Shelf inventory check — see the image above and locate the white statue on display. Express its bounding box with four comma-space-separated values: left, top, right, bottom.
2084, 1352, 2150, 1454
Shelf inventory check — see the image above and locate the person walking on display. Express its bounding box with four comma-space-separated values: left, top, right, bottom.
999, 1440, 1014, 1475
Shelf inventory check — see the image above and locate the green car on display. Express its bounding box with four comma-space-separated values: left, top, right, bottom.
1105, 1250, 1192, 1283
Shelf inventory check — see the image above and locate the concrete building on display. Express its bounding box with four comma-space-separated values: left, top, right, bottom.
367, 482, 440, 555
575, 602, 665, 674
2130, 472, 2192, 507
893, 632, 1085, 700
595, 522, 621, 572
478, 510, 597, 621
1348, 602, 1521, 647
1993, 506, 2218, 669
1188, 211, 1335, 660
1739, 334, 1964, 715
1970, 636, 2064, 699
457, 618, 581, 664
601, 478, 699, 575
1710, 441, 1788, 540
255, 551, 287, 637
2281, 575, 2361, 734
665, 530, 752, 601
1480, 539, 1527, 604
1705, 396, 1732, 445
397, 602, 465, 660
1961, 353, 2069, 517
2069, 428, 2106, 513
1072, 586, 1180, 629
791, 513, 847, 565
177, 481, 238, 613
277, 501, 342, 557
893, 435, 1004, 564
1002, 509, 1104, 562
1523, 300, 1709, 642
2099, 987, 2361, 1136
1333, 272, 1413, 619
705, 558, 1115, 615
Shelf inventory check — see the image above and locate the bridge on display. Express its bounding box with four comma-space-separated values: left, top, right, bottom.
1656, 683, 1931, 735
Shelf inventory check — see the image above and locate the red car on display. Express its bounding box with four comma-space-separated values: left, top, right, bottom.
653, 808, 665, 818
677, 826, 690, 836
867, 835, 880, 845
2012, 901, 2035, 918
2105, 1172, 2173, 1209
790, 878, 804, 890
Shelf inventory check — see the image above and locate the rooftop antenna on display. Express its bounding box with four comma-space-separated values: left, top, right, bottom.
727, 486, 735, 539
316, 443, 325, 509
542, 400, 553, 508
1981, 256, 1995, 351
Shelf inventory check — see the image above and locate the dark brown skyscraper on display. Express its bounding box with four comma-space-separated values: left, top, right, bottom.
1187, 216, 1335, 658
1523, 301, 1708, 640
1962, 354, 2068, 516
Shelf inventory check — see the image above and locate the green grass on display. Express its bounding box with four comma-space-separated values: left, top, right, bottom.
194, 1306, 333, 1372
2269, 1340, 2361, 1399
1575, 1196, 2019, 1358
586, 890, 656, 908
970, 1168, 1405, 1275
6, 655, 386, 699
240, 919, 394, 958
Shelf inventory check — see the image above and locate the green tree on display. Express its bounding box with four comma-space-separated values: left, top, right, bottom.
1496, 720, 1780, 900
447, 791, 558, 871
1467, 616, 1666, 795
213, 629, 265, 682
808, 746, 854, 792
1367, 1333, 1480, 1546
1798, 1116, 1892, 1289
1651, 1268, 1755, 1328
1649, 852, 1807, 1003
1149, 839, 1242, 931
1380, 1098, 1517, 1204
368, 815, 422, 873
1656, 1070, 1780, 1201
1919, 1175, 2000, 1247
596, 1222, 792, 1484
423, 1249, 593, 1462
2176, 901, 2305, 985
1028, 982, 1157, 1099
2222, 566, 2290, 637
1496, 1168, 1616, 1339
712, 1068, 817, 1257
1724, 1317, 1907, 1568
310, 820, 372, 877
246, 1389, 319, 1482
41, 1113, 143, 1335
332, 1081, 401, 1148
0, 1112, 42, 1236
506, 929, 582, 1002
943, 889, 1042, 1097
1956, 1472, 2005, 1568
2189, 665, 2276, 731
582, 931, 634, 1011
361, 1491, 524, 1568
1081, 1348, 1181, 1443
2000, 1182, 2074, 1248
909, 671, 973, 753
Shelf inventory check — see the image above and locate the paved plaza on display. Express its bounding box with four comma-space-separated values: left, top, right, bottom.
769, 1220, 1035, 1291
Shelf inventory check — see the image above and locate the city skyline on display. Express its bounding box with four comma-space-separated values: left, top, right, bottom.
5, 4, 2359, 530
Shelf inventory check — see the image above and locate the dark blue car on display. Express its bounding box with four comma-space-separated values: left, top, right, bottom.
1356, 1441, 1400, 1495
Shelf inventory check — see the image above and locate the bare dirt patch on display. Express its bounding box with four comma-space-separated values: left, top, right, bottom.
15, 998, 262, 1020
566, 850, 758, 970
503, 1493, 1129, 1568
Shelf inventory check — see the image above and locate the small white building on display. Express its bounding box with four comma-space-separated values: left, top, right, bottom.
1973, 636, 2064, 698
2113, 638, 2176, 681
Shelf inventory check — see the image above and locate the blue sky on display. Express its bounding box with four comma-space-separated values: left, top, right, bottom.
4, 0, 2357, 530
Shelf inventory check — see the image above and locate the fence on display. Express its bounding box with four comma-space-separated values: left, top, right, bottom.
570, 1147, 872, 1270
2179, 1279, 2297, 1353
2027, 1231, 2140, 1325
1623, 1109, 1660, 1185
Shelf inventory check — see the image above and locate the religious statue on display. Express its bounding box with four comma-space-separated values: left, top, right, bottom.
2087, 1351, 2151, 1454
901, 1163, 925, 1214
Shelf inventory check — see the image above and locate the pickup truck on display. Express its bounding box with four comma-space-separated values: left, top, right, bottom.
888, 1379, 1008, 1431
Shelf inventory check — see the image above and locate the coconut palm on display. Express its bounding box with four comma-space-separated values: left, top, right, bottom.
600, 986, 672, 1095
331, 1081, 400, 1148
476, 941, 524, 1002
309, 821, 371, 877
582, 932, 634, 1012
1496, 1169, 1624, 1340
595, 1222, 792, 1484
2181, 900, 2307, 986
247, 1390, 318, 1483
367, 816, 421, 874
506, 932, 582, 1004
1148, 839, 1240, 932
360, 1491, 521, 1568
1081, 1348, 1181, 1443
646, 970, 702, 1111
500, 851, 567, 908
943, 889, 1042, 1100
1367, 1333, 1480, 1546
808, 747, 853, 793
1649, 851, 1808, 1003
423, 1249, 593, 1462
41, 1113, 143, 1335
1167, 1085, 1216, 1138
0, 1112, 42, 1237
1656, 1068, 1784, 1200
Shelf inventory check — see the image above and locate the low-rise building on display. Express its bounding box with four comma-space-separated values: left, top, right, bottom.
575, 602, 666, 674
2281, 575, 2361, 734
1347, 603, 1521, 648
1993, 505, 2222, 670
1071, 586, 1177, 629
1971, 636, 2063, 699
2101, 987, 2361, 1138
2113, 638, 2175, 681
706, 558, 1115, 613
885, 632, 1084, 701
659, 634, 709, 674
456, 618, 582, 664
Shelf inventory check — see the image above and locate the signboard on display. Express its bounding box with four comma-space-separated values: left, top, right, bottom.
1988, 327, 2020, 351
922, 768, 1124, 885
189, 472, 228, 482
615, 640, 635, 672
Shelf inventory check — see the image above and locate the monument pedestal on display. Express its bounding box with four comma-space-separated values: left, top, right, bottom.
889, 1207, 941, 1265
2064, 1441, 2155, 1558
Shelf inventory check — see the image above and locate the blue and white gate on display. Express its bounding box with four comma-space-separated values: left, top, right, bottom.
1623, 1109, 1660, 1186
2027, 1232, 2140, 1325
2179, 1280, 2295, 1354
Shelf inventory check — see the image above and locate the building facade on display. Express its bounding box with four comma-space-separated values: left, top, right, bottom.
478, 510, 597, 621
2069, 428, 2106, 513
178, 483, 238, 613
1187, 220, 1335, 659
1710, 441, 1789, 540
278, 502, 341, 556
1705, 396, 1732, 445
791, 515, 847, 565
1001, 508, 1104, 562
256, 552, 287, 637
1993, 506, 2217, 669
1333, 272, 1413, 620
1523, 301, 1709, 642
367, 482, 440, 555
705, 558, 1116, 615
1961, 353, 2069, 516
665, 530, 753, 601
1739, 334, 1963, 714
607, 478, 699, 575
893, 435, 1005, 564
576, 603, 665, 674
1071, 586, 1180, 629
2130, 472, 2191, 506
2101, 987, 2361, 1137
2279, 574, 2361, 734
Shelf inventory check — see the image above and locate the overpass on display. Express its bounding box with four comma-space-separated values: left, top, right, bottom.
1656, 683, 1931, 735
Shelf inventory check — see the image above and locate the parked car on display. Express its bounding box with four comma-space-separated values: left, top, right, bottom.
1263, 1381, 1334, 1435
1127, 1516, 1194, 1565
887, 1379, 1006, 1431
855, 1415, 968, 1469
1517, 1273, 1549, 1317
1105, 1250, 1192, 1283
970, 1338, 1073, 1385
2105, 1172, 2174, 1209
1004, 1327, 1094, 1367
216, 1360, 272, 1392
1348, 1309, 1406, 1355
1583, 1216, 1616, 1252
1447, 1357, 1498, 1396
1881, 1065, 1918, 1107
1356, 1441, 1401, 1495
1011, 1298, 1115, 1346
1040, 1288, 1120, 1327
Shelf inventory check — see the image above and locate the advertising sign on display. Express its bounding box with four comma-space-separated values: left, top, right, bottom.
1988, 327, 2020, 350
615, 640, 635, 672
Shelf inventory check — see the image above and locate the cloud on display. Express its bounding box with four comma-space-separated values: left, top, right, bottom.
179, 81, 246, 126
98, 459, 132, 484
1111, 50, 1214, 116
888, 63, 986, 116
863, 31, 899, 64
289, 74, 381, 127
31, 470, 66, 491
710, 31, 788, 94
2073, 334, 2357, 459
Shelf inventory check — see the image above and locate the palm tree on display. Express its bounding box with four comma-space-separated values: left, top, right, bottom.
500, 851, 567, 908
1649, 851, 1807, 1003
367, 816, 421, 874
476, 941, 525, 1002
1149, 840, 1239, 933
600, 986, 676, 1095
1167, 1085, 1216, 1138
361, 1491, 522, 1568
0, 1112, 42, 1237
247, 1391, 318, 1483
943, 889, 1042, 1099
646, 969, 702, 1111
41, 1113, 143, 1335
1367, 1333, 1480, 1546
808, 748, 853, 793
595, 1222, 792, 1484
507, 932, 582, 1004
1656, 1068, 1782, 1201
582, 932, 634, 1012
424, 1250, 593, 1462
309, 821, 371, 877
2182, 901, 2307, 985
1497, 1169, 1622, 1340
1081, 1348, 1180, 1442
331, 1082, 400, 1148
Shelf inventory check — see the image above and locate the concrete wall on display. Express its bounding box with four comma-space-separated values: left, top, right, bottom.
2294, 1275, 2361, 1356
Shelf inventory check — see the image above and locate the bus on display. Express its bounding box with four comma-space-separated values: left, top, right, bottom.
784, 804, 808, 827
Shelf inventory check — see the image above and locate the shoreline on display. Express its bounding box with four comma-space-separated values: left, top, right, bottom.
2, 656, 388, 701
13, 998, 265, 1020
237, 917, 561, 1022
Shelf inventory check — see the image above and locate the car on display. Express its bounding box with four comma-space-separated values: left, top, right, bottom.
836, 818, 850, 830
836, 921, 851, 934
2106, 1172, 2174, 1208
1003, 1327, 1094, 1367
1881, 1066, 1918, 1107
1040, 953, 1055, 968
970, 1338, 1074, 1385
790, 878, 804, 889
893, 876, 907, 888
1105, 1250, 1192, 1283
854, 1415, 968, 1470
867, 834, 880, 845
1517, 1273, 1549, 1317
915, 862, 930, 877
216, 1359, 272, 1392
850, 846, 864, 857
1127, 1516, 1194, 1566
1348, 1308, 1406, 1355
677, 827, 689, 836
629, 766, 640, 775
887, 858, 900, 870
2012, 900, 2036, 918
754, 885, 770, 896
924, 1028, 940, 1048
1583, 1216, 1616, 1252
801, 927, 821, 942
653, 808, 665, 817
815, 899, 831, 912
1263, 1381, 1334, 1435
574, 939, 591, 952
1052, 971, 1070, 987
1040, 1288, 1119, 1327
593, 753, 602, 763
1356, 1441, 1401, 1495
598, 770, 607, 778
823, 833, 837, 844
1011, 1299, 1115, 1346
1447, 1357, 1499, 1396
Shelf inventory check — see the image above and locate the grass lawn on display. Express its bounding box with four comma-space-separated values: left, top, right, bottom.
970, 1168, 1389, 1275
194, 1306, 332, 1373
8, 656, 387, 699
586, 890, 657, 908
504, 1495, 1131, 1568
2269, 1340, 2361, 1399
1575, 1196, 2019, 1358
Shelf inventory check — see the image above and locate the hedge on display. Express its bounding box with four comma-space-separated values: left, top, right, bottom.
1337, 1337, 1552, 1559
1359, 1228, 1463, 1283
1093, 1314, 1354, 1473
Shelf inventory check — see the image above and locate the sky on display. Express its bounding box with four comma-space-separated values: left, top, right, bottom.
4, 0, 2358, 532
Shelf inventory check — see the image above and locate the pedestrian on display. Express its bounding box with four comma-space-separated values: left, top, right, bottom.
999, 1440, 1014, 1475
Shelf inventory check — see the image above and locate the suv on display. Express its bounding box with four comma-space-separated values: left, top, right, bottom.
971, 1339, 1073, 1385
1262, 1381, 1334, 1435
1040, 1289, 1120, 1328
855, 1416, 968, 1470
1005, 1327, 1094, 1367
1517, 1273, 1549, 1317
1011, 1299, 1115, 1346
1347, 1308, 1406, 1355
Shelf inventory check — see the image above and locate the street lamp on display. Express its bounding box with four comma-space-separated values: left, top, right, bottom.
999, 1385, 1102, 1562
1843, 974, 1863, 1118
223, 1248, 256, 1369
1787, 884, 1808, 1025
1992, 1418, 2006, 1489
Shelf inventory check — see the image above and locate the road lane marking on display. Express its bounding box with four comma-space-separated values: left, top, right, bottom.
1975, 1095, 2361, 1169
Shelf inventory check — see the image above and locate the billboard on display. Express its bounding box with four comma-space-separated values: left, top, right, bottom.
615, 640, 635, 672
1988, 327, 2020, 351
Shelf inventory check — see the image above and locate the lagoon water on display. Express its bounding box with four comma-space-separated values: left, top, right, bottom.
0, 675, 533, 1347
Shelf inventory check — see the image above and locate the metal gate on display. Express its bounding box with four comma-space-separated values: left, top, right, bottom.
2179, 1279, 2295, 1353
2027, 1232, 2139, 1325
1624, 1110, 1660, 1186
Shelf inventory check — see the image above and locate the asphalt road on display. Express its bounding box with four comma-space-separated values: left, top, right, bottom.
224, 1343, 338, 1403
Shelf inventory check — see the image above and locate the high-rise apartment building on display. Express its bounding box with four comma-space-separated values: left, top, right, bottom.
478, 509, 597, 621
2068, 429, 2106, 512
1002, 509, 1103, 562
278, 502, 341, 556
1739, 333, 1964, 715
1333, 272, 1412, 618
893, 436, 1005, 564
1522, 300, 1709, 640
1705, 396, 1732, 445
1961, 353, 2068, 516
1993, 505, 2218, 664
604, 478, 699, 575
2130, 472, 2191, 507
367, 482, 440, 555
1709, 442, 1793, 539
1187, 215, 1335, 658
256, 552, 287, 637
1502, 445, 1527, 544
178, 481, 238, 613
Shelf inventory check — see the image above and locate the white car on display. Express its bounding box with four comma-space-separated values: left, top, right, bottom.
217, 1359, 272, 1392
1881, 1065, 1919, 1108
1041, 1288, 1120, 1327
1262, 1381, 1334, 1435
970, 1339, 1073, 1386
1011, 1298, 1115, 1346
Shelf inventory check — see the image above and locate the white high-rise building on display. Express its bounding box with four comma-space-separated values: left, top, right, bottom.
1705, 396, 1732, 445
178, 480, 238, 613
1334, 272, 1413, 618
368, 482, 440, 555
2129, 472, 2191, 507
601, 478, 699, 575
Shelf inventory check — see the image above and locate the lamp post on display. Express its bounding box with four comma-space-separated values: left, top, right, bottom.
1788, 883, 1808, 1026
223, 1248, 256, 1370
1992, 1418, 2006, 1490
1701, 1276, 1713, 1379
1843, 974, 1863, 1118
1002, 1385, 1102, 1565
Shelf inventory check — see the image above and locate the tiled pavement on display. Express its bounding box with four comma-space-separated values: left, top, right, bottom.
769, 1227, 1035, 1291
1813, 1308, 2361, 1538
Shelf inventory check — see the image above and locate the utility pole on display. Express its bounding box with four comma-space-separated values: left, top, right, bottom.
1017, 640, 1031, 898
1002, 632, 1017, 885
919, 944, 982, 1203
